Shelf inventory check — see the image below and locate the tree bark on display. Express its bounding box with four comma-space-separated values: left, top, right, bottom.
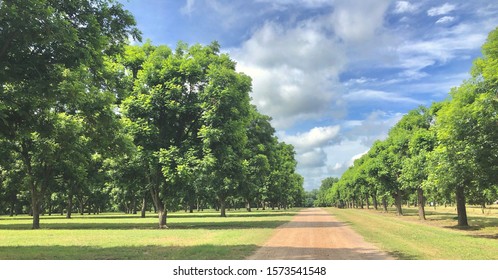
132, 197, 137, 214
150, 188, 167, 227
141, 195, 147, 218
9, 201, 14, 217
246, 199, 251, 212
79, 199, 84, 215
157, 202, 168, 229
417, 187, 426, 220
220, 198, 226, 217
382, 197, 388, 212
394, 191, 403, 216
31, 184, 41, 229
455, 185, 468, 226
372, 195, 378, 210
66, 194, 72, 219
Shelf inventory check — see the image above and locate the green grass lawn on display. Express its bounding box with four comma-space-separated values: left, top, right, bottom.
0, 209, 299, 260
325, 206, 498, 260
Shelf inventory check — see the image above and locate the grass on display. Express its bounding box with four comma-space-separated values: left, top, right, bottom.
324, 205, 498, 260
0, 209, 299, 260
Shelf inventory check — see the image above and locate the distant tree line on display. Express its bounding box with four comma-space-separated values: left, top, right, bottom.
0, 0, 304, 229
316, 27, 498, 227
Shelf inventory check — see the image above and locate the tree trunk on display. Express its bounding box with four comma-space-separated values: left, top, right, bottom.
394, 191, 403, 216
372, 195, 378, 210
246, 199, 251, 212
417, 187, 426, 220
48, 200, 53, 216
481, 202, 485, 214
141, 195, 147, 218
132, 197, 137, 215
455, 185, 468, 226
66, 194, 73, 219
157, 202, 168, 229
382, 197, 388, 212
79, 199, 84, 215
220, 198, 227, 217
366, 197, 370, 209
9, 201, 14, 217
31, 185, 41, 229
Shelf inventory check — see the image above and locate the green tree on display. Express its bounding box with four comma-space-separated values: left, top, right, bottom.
198, 45, 252, 217
0, 0, 139, 228
315, 177, 338, 207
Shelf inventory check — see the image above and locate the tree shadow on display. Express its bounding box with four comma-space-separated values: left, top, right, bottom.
169, 212, 298, 218
0, 211, 298, 221
247, 246, 397, 260
0, 219, 294, 230
0, 244, 259, 260
280, 221, 345, 228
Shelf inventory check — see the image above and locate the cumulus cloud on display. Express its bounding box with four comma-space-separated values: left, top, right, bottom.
427, 3, 456, 17
287, 111, 402, 189
234, 21, 347, 129
436, 16, 455, 24
330, 0, 391, 43
393, 1, 419, 14
232, 0, 394, 129
281, 125, 341, 152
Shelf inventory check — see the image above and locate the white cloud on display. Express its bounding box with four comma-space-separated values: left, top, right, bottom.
281, 125, 341, 152
394, 1, 419, 14
390, 23, 488, 79
298, 149, 328, 168
330, 0, 392, 43
343, 110, 403, 146
234, 20, 348, 129
344, 89, 420, 104
436, 16, 455, 24
254, 0, 333, 8
233, 0, 395, 129
427, 3, 456, 17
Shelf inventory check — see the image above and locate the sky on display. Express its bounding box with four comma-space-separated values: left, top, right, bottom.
118, 0, 498, 190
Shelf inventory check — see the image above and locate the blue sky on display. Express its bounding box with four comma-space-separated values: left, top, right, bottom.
118, 0, 498, 190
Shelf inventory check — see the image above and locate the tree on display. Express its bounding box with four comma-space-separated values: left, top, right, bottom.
0, 0, 139, 228
198, 45, 252, 217
239, 107, 275, 211
315, 177, 338, 207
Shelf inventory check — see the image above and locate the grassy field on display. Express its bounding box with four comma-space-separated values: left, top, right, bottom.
0, 209, 299, 260
325, 205, 498, 260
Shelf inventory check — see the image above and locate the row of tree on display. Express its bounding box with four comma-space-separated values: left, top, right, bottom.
316, 27, 498, 227
0, 0, 304, 229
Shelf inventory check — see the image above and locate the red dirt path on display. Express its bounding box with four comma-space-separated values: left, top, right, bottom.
247, 208, 393, 260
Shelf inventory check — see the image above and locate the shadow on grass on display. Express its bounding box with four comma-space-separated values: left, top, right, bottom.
0, 211, 299, 221
0, 219, 347, 230
0, 220, 289, 230
386, 250, 417, 260
170, 212, 298, 219
0, 244, 394, 260
0, 244, 259, 260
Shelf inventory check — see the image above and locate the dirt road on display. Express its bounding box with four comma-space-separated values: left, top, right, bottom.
247, 208, 393, 260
